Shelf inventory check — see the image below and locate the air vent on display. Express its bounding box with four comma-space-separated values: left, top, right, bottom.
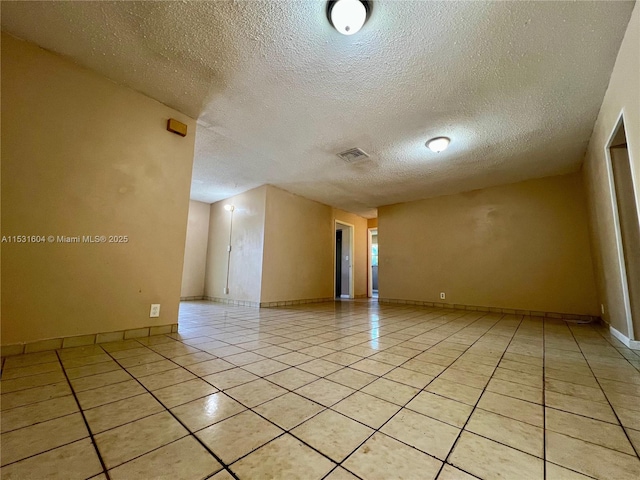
336, 147, 370, 163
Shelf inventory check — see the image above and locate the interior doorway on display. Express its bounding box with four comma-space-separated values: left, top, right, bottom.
335, 221, 354, 299
368, 228, 378, 298
607, 114, 640, 340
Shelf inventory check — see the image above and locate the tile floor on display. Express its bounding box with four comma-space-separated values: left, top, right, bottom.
1, 300, 640, 479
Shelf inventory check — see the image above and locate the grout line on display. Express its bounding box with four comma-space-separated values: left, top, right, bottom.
441, 314, 527, 469
100, 349, 241, 480
54, 349, 112, 480
0, 374, 67, 393
0, 404, 80, 435
219, 310, 497, 475
352, 319, 503, 478
11, 301, 637, 478
1, 354, 60, 369
0, 430, 102, 472
590, 322, 640, 374
566, 323, 640, 460
323, 311, 506, 476
0, 364, 64, 381
0, 410, 77, 443
178, 309, 489, 473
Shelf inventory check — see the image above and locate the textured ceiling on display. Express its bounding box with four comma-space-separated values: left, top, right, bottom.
2, 1, 635, 217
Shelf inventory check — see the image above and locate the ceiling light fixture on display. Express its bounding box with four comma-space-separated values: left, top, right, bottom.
426, 137, 451, 153
327, 0, 371, 36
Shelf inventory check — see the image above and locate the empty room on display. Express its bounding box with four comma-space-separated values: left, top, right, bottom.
1, 1, 639, 479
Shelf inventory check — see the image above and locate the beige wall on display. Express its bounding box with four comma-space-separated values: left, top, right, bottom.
334, 209, 368, 298
379, 173, 599, 315
202, 186, 369, 304
1, 34, 196, 344
583, 5, 640, 338
181, 200, 211, 298
367, 218, 378, 229
204, 186, 266, 303
260, 186, 333, 303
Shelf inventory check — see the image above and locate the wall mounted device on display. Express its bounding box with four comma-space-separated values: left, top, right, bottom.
167, 118, 187, 137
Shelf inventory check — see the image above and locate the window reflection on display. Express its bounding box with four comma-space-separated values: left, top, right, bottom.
204, 393, 220, 417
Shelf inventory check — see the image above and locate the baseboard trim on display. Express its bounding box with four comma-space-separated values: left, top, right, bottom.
203, 296, 260, 308
260, 297, 334, 308
180, 296, 205, 301
0, 323, 178, 358
201, 296, 336, 308
609, 325, 640, 350
377, 298, 600, 323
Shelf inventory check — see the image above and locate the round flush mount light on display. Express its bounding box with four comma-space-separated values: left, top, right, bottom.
223, 204, 235, 212
327, 0, 371, 36
426, 137, 451, 153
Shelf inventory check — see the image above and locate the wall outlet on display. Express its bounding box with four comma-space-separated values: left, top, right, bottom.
223, 287, 230, 295
601, 304, 605, 315
440, 292, 446, 300
150, 304, 160, 318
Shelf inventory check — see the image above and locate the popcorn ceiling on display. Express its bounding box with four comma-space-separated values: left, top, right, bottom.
2, 1, 634, 217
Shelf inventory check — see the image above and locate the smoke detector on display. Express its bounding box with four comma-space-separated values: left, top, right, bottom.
336, 147, 370, 163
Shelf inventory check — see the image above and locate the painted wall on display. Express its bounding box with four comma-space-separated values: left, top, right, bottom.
202, 186, 369, 304
379, 173, 599, 315
204, 186, 266, 304
1, 34, 196, 344
181, 200, 211, 298
260, 186, 333, 303
334, 209, 368, 298
583, 5, 639, 339
610, 146, 640, 338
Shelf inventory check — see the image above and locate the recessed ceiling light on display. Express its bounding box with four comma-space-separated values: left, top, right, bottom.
426, 137, 451, 153
327, 0, 371, 36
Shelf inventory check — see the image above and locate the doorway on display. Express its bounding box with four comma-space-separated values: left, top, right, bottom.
335, 221, 354, 299
607, 114, 640, 340
368, 228, 378, 298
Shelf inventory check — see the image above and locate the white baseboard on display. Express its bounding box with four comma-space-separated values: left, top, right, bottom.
609, 325, 640, 350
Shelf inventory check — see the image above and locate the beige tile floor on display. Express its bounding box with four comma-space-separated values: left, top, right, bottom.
2, 300, 640, 479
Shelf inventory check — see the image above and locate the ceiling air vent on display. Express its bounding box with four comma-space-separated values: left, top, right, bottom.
336, 147, 370, 163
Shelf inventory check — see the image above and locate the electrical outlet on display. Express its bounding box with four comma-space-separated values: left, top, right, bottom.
223, 287, 230, 295
440, 292, 446, 300
150, 304, 160, 318
601, 304, 605, 315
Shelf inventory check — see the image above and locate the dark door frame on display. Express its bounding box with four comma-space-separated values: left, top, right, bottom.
334, 220, 354, 299
335, 230, 342, 298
